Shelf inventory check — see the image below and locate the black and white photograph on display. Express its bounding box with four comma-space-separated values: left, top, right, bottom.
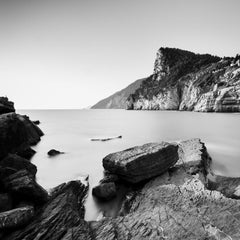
0, 0, 240, 239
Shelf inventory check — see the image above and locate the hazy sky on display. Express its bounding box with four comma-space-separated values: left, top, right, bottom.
0, 0, 240, 109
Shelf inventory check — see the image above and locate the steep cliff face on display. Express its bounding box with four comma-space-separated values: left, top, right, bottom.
91, 78, 145, 109
127, 48, 240, 112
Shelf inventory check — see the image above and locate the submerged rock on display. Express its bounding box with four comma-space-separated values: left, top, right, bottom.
0, 206, 34, 230
47, 149, 64, 157
92, 182, 117, 201
103, 142, 179, 183
0, 97, 15, 115
3, 181, 91, 240
91, 135, 122, 142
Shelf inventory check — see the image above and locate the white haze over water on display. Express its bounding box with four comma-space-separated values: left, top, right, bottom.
18, 109, 240, 220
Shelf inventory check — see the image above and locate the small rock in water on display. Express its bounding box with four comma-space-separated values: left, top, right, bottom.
32, 120, 40, 125
47, 149, 64, 157
92, 182, 117, 201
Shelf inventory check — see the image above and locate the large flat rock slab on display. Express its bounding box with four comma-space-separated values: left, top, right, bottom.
103, 142, 179, 183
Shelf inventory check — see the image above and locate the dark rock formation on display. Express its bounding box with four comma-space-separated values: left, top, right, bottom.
0, 154, 37, 177
3, 170, 48, 205
91, 78, 145, 109
92, 182, 117, 201
47, 149, 64, 157
3, 181, 91, 240
0, 206, 34, 230
0, 194, 12, 213
16, 147, 36, 160
103, 142, 179, 183
0, 113, 43, 160
0, 97, 15, 115
90, 139, 240, 239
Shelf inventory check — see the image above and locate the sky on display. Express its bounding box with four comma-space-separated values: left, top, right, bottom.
0, 0, 240, 109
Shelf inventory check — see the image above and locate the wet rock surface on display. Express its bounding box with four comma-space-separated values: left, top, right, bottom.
103, 142, 179, 183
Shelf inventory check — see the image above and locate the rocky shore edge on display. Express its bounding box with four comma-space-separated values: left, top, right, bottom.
0, 97, 240, 239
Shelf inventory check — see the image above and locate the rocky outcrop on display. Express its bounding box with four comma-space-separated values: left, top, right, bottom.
90, 139, 240, 239
129, 48, 240, 112
103, 142, 179, 183
91, 78, 145, 109
0, 113, 43, 160
3, 181, 91, 240
0, 97, 15, 115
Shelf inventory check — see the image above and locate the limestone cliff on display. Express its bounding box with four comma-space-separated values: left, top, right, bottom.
91, 78, 145, 109
127, 48, 240, 112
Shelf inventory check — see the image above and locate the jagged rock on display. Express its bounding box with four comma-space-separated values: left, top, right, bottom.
92, 182, 117, 201
0, 206, 34, 230
3, 181, 91, 240
16, 147, 36, 160
103, 142, 179, 183
0, 193, 12, 213
3, 170, 48, 205
0, 97, 15, 115
90, 139, 240, 239
47, 149, 64, 157
0, 113, 43, 160
0, 154, 37, 177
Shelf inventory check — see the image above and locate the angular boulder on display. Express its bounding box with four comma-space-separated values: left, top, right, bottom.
103, 142, 179, 183
3, 170, 48, 205
92, 182, 117, 201
0, 154, 37, 177
3, 181, 92, 240
0, 113, 43, 160
0, 206, 34, 230
0, 97, 15, 115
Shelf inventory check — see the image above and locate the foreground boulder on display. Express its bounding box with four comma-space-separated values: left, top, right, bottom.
3, 181, 91, 240
3, 170, 48, 205
103, 142, 179, 183
91, 139, 240, 239
0, 206, 34, 230
92, 182, 117, 201
0, 113, 43, 160
0, 97, 15, 115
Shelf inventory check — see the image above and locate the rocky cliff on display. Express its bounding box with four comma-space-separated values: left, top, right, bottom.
91, 78, 145, 109
127, 47, 240, 112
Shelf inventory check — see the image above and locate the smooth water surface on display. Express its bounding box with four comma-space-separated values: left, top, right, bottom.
18, 109, 240, 220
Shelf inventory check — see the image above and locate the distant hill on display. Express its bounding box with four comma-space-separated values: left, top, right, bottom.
91, 78, 145, 109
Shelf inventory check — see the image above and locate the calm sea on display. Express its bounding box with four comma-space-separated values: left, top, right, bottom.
18, 109, 240, 220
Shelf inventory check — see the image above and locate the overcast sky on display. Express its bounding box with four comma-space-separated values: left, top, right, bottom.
0, 0, 240, 109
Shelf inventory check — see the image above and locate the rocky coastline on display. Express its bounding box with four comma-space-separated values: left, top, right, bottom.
1, 98, 240, 239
